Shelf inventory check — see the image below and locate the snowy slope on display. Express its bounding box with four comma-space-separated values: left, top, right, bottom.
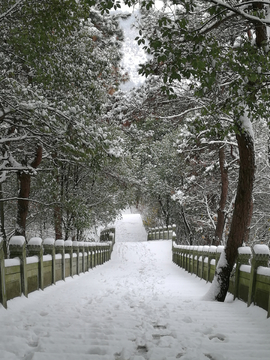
114, 213, 147, 242
0, 215, 270, 360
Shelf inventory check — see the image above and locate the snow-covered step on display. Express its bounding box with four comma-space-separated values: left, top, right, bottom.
1, 217, 270, 360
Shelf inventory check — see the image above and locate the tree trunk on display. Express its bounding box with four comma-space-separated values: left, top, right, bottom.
54, 171, 63, 240
181, 205, 192, 245
15, 145, 42, 238
214, 122, 255, 302
0, 182, 7, 258
54, 202, 63, 239
213, 146, 228, 245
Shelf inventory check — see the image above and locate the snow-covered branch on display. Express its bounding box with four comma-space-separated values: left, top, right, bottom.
0, 0, 24, 22
156, 106, 204, 120
210, 0, 270, 25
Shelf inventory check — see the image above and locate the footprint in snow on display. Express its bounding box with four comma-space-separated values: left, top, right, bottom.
182, 316, 192, 323
27, 339, 39, 348
137, 345, 148, 354
209, 334, 226, 342
39, 311, 48, 317
153, 324, 167, 329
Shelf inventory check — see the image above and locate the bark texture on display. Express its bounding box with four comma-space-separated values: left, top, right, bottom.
15, 145, 42, 237
214, 146, 228, 246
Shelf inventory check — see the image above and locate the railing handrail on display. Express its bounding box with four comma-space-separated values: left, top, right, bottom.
0, 236, 113, 309
172, 242, 270, 317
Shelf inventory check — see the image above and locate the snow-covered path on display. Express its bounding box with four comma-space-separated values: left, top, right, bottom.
0, 215, 270, 360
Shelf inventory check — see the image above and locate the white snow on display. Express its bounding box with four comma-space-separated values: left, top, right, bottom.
43, 255, 52, 262
4, 258, 20, 267
28, 237, 43, 246
239, 107, 254, 139
114, 212, 147, 242
240, 264, 251, 273
217, 245, 225, 253
1, 213, 270, 359
26, 256, 39, 265
253, 244, 270, 255
115, 7, 149, 91
64, 240, 73, 247
43, 238, 55, 246
209, 245, 217, 253
55, 240, 64, 247
238, 246, 252, 255
9, 235, 25, 246
257, 266, 270, 277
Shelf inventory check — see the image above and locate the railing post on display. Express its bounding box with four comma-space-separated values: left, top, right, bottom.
98, 245, 101, 265
9, 236, 28, 298
234, 247, 251, 300
202, 246, 209, 280
0, 237, 7, 308
178, 246, 181, 267
89, 245, 93, 268
79, 242, 85, 272
186, 247, 190, 272
103, 244, 107, 262
64, 240, 73, 277
98, 245, 102, 264
172, 242, 178, 265
103, 245, 107, 263
248, 244, 270, 307
84, 242, 90, 270
193, 246, 198, 275
208, 246, 217, 283
28, 237, 44, 290
55, 240, 65, 281
187, 246, 191, 272
100, 245, 104, 264
197, 246, 203, 278
43, 238, 56, 284
180, 246, 184, 268
72, 241, 80, 275
182, 246, 186, 270
92, 246, 96, 268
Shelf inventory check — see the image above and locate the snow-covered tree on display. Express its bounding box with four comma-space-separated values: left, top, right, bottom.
0, 2, 127, 242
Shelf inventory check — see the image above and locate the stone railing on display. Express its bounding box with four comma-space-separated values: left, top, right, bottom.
0, 236, 113, 309
172, 243, 270, 317
100, 227, 115, 244
147, 225, 176, 241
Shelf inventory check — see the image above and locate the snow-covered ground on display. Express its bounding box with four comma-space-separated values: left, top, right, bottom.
0, 213, 270, 360
114, 212, 147, 242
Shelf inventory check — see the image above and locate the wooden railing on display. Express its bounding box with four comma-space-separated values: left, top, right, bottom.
100, 227, 115, 244
172, 243, 270, 317
147, 225, 176, 240
0, 236, 113, 309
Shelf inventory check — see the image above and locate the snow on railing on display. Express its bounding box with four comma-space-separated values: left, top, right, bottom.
0, 236, 113, 309
147, 225, 176, 241
172, 243, 270, 317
